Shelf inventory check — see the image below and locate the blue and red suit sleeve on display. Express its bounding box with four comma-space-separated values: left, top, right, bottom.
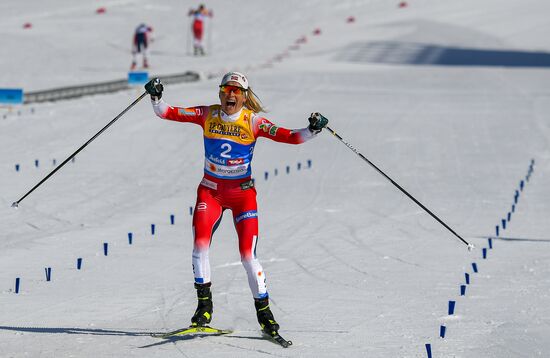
152, 99, 207, 128
252, 115, 316, 144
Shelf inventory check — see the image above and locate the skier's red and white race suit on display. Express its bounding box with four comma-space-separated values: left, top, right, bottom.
153, 99, 316, 298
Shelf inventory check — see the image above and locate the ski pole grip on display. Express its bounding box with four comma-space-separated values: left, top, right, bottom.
153, 78, 163, 92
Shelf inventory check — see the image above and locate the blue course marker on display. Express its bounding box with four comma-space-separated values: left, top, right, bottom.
495, 225, 499, 237
45, 267, 51, 281
0, 88, 24, 104
448, 300, 456, 315
482, 248, 487, 259
15, 277, 20, 294
103, 243, 108, 256
151, 224, 155, 235
460, 285, 466, 296
34, 159, 39, 168
488, 238, 493, 249
286, 165, 290, 174
170, 214, 175, 225
77, 258, 83, 270
127, 71, 149, 85
297, 162, 301, 170
439, 325, 446, 338
189, 206, 193, 216
425, 343, 432, 358
307, 159, 312, 168
15, 164, 20, 172
264, 171, 269, 180
502, 219, 506, 230
465, 273, 470, 285
472, 263, 478, 273
128, 232, 133, 245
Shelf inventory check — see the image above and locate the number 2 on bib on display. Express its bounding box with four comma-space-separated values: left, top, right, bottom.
220, 143, 232, 158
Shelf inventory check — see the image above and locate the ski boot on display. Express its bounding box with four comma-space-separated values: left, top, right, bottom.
143, 59, 149, 68
130, 61, 137, 71
255, 297, 292, 347
254, 297, 279, 335
191, 282, 213, 326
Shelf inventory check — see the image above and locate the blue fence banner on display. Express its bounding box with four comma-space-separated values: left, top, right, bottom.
128, 72, 149, 85
0, 88, 24, 104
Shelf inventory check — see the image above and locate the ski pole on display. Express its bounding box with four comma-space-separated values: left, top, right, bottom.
12, 91, 148, 208
324, 123, 474, 250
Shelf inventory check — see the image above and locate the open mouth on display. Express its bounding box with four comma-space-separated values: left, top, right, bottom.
226, 99, 237, 110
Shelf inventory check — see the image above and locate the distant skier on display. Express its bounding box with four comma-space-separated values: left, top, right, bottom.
144, 72, 328, 343
131, 23, 153, 70
188, 4, 212, 56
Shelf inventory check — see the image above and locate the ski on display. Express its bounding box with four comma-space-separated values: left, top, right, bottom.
152, 325, 233, 339
152, 325, 291, 348
263, 330, 293, 348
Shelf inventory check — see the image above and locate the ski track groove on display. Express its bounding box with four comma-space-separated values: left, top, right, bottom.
156, 291, 191, 358
201, 337, 291, 357
289, 258, 355, 289
318, 241, 375, 277
339, 219, 424, 269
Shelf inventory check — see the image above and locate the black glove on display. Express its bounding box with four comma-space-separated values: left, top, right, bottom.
145, 78, 163, 99
308, 112, 329, 133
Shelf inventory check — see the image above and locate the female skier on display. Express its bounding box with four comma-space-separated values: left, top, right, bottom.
188, 4, 212, 56
144, 72, 328, 339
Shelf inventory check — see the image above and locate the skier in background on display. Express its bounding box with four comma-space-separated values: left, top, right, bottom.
188, 4, 212, 56
131, 23, 153, 70
143, 72, 328, 339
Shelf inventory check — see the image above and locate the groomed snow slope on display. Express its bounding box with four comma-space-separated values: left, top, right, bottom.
1, 1, 550, 357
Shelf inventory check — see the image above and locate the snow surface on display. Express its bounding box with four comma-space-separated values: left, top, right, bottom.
2, 0, 550, 357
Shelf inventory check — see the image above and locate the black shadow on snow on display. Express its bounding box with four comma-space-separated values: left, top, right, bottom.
138, 333, 267, 349
478, 236, 550, 243
338, 41, 550, 68
0, 325, 152, 337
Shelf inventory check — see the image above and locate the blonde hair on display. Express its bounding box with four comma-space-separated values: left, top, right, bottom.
245, 87, 267, 113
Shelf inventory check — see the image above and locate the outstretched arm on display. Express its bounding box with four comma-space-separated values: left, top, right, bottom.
252, 113, 328, 144
152, 99, 207, 126
145, 78, 207, 126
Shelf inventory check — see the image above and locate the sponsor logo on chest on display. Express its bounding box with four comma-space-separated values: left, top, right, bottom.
227, 158, 244, 165
258, 122, 279, 136
208, 154, 226, 164
208, 121, 242, 137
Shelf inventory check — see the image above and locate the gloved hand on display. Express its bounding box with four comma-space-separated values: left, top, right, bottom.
308, 112, 329, 133
145, 78, 163, 99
